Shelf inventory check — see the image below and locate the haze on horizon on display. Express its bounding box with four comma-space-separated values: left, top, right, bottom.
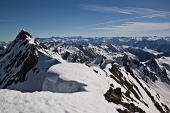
0, 0, 170, 41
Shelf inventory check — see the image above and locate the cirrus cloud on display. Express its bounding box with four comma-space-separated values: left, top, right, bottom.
79, 4, 170, 18
95, 22, 170, 33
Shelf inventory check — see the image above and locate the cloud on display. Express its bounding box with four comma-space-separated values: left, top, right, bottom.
78, 4, 170, 29
78, 15, 167, 28
79, 4, 132, 14
79, 4, 170, 17
95, 22, 170, 33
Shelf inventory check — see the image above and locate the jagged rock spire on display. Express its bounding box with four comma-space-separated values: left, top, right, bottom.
16, 29, 33, 41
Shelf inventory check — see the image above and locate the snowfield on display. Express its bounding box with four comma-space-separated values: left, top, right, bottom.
0, 63, 121, 113
43, 63, 110, 93
0, 62, 168, 113
0, 89, 119, 113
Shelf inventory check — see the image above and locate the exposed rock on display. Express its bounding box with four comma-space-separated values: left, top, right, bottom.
62, 51, 70, 60
124, 90, 130, 98
144, 87, 166, 113
120, 102, 145, 113
0, 30, 39, 88
117, 109, 130, 113
104, 87, 122, 104
161, 103, 170, 113
122, 54, 168, 113
144, 58, 170, 82
16, 29, 33, 41
0, 30, 60, 91
109, 64, 142, 100
104, 87, 145, 113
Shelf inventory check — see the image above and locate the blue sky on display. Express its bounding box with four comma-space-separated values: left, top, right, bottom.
0, 0, 170, 41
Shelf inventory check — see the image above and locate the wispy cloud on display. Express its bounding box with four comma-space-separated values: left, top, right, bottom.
78, 14, 170, 28
79, 4, 170, 17
95, 22, 170, 33
78, 4, 170, 29
79, 4, 132, 14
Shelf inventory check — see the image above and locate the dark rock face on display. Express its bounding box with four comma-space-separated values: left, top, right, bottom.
144, 58, 170, 82
104, 87, 145, 113
16, 29, 33, 41
109, 64, 142, 100
62, 51, 70, 60
124, 90, 130, 98
0, 30, 61, 91
0, 30, 38, 88
104, 87, 122, 104
117, 109, 130, 113
120, 102, 145, 113
1, 46, 38, 88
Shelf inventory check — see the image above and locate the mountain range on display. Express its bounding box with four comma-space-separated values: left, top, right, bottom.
0, 30, 170, 113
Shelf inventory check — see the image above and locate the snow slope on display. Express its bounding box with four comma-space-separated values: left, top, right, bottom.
0, 89, 119, 113
1, 62, 169, 113
42, 62, 170, 113
42, 63, 110, 93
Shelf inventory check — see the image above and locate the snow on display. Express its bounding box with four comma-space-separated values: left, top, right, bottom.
1, 56, 169, 113
122, 68, 161, 113
0, 89, 120, 113
143, 47, 163, 55
0, 62, 165, 113
87, 55, 103, 67
5, 51, 60, 92
1, 62, 125, 113
1, 32, 170, 113
156, 56, 170, 79
43, 63, 110, 93
28, 36, 34, 44
148, 79, 170, 107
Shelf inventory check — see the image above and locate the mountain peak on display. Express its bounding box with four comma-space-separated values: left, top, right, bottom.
22, 29, 26, 31
16, 29, 33, 41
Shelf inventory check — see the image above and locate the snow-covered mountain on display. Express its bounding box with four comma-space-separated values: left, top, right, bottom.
36, 36, 170, 61
0, 30, 170, 113
0, 30, 60, 92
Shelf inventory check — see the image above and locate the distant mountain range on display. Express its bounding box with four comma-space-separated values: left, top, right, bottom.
0, 30, 170, 113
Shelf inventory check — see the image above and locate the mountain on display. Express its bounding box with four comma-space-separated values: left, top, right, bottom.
0, 41, 9, 51
0, 30, 60, 92
0, 31, 170, 113
36, 36, 170, 61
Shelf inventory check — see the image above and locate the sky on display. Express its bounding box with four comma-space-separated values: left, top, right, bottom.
0, 0, 170, 41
